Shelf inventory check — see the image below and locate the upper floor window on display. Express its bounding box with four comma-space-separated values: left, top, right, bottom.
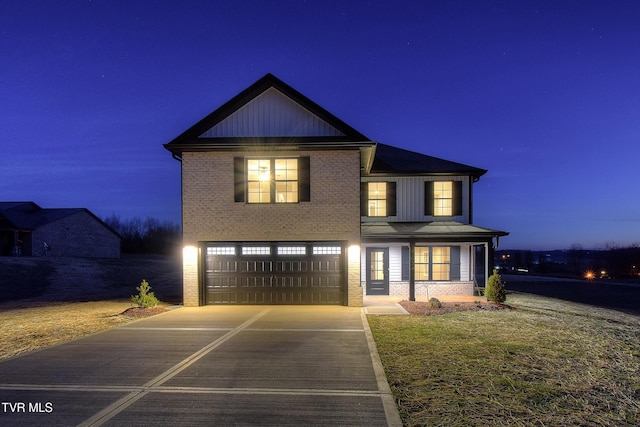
247, 158, 298, 203
367, 182, 387, 216
433, 181, 453, 216
361, 182, 396, 217
425, 180, 463, 217
235, 157, 310, 203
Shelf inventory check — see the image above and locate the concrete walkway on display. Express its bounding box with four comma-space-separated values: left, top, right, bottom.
0, 306, 402, 426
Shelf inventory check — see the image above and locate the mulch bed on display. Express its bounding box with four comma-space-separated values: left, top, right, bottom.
399, 300, 509, 316
120, 306, 169, 319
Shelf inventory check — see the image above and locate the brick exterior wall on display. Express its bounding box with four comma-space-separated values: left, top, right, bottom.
363, 280, 475, 299
31, 211, 120, 258
181, 149, 362, 306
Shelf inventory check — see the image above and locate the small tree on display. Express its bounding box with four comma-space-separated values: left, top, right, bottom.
131, 279, 159, 308
485, 269, 506, 303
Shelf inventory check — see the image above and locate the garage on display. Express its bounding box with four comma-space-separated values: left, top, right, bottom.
203, 242, 345, 305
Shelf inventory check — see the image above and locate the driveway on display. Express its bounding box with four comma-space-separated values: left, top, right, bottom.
0, 306, 402, 426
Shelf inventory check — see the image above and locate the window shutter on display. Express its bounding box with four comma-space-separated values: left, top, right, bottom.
453, 181, 463, 216
361, 182, 368, 216
234, 157, 244, 202
386, 182, 397, 216
401, 246, 410, 281
299, 156, 311, 202
450, 246, 461, 281
424, 181, 434, 215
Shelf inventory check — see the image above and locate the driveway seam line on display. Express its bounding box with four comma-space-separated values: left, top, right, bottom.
0, 383, 387, 396
78, 308, 272, 427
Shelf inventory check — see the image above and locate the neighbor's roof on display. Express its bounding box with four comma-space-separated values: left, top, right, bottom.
369, 143, 487, 179
0, 202, 118, 237
361, 221, 509, 241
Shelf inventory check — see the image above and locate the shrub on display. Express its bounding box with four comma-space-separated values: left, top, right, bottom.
428, 297, 442, 308
485, 269, 506, 303
131, 279, 159, 308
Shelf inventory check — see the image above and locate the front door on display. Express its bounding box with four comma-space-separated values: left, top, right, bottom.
366, 247, 389, 295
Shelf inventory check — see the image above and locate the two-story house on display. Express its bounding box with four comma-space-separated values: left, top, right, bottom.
164, 74, 508, 307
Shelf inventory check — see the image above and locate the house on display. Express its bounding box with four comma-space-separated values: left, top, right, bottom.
0, 202, 120, 258
164, 74, 508, 307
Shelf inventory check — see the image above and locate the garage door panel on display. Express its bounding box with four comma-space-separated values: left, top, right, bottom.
204, 243, 345, 305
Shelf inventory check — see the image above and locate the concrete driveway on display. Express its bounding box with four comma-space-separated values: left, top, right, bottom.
0, 306, 402, 426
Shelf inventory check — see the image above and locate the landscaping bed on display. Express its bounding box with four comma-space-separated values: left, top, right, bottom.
399, 299, 507, 315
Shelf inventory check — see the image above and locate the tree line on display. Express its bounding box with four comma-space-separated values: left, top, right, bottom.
103, 214, 181, 255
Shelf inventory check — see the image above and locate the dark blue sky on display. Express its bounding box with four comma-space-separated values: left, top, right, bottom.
1, 1, 639, 250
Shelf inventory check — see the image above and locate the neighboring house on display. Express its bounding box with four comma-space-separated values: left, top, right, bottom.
164, 74, 508, 307
0, 202, 120, 258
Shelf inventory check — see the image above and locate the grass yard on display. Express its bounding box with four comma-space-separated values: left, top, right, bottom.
368, 292, 640, 426
0, 300, 168, 361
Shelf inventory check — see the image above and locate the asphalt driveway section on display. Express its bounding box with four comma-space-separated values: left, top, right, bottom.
0, 306, 401, 426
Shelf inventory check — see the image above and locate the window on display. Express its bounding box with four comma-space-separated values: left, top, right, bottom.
425, 181, 462, 217
414, 246, 451, 281
207, 247, 236, 255
433, 181, 452, 216
313, 246, 342, 255
235, 157, 309, 203
277, 246, 306, 255
247, 159, 272, 203
361, 182, 396, 217
246, 158, 298, 204
415, 247, 430, 280
242, 246, 271, 255
431, 247, 451, 280
368, 182, 387, 216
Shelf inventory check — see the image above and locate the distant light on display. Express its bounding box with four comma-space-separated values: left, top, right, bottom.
585, 270, 595, 280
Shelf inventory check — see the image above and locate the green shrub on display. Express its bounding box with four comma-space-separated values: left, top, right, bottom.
485, 269, 506, 303
428, 297, 442, 308
131, 279, 159, 308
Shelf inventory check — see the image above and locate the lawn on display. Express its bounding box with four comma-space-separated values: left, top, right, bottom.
368, 292, 640, 426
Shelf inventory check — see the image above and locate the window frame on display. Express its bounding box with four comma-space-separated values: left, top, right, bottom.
246, 157, 299, 204
361, 181, 396, 217
414, 246, 452, 281
424, 180, 463, 217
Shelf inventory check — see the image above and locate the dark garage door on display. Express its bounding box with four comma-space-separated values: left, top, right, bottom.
204, 243, 345, 305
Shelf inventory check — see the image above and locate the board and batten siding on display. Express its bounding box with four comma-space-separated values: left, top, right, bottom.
199, 88, 345, 138
361, 176, 470, 222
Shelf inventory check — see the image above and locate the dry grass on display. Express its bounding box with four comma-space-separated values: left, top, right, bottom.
0, 300, 167, 361
368, 292, 640, 426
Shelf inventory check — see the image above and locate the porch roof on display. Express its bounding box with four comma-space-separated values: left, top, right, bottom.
361, 221, 509, 242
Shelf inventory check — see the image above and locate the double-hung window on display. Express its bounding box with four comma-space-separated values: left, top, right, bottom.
361, 182, 396, 217
414, 246, 452, 281
367, 182, 387, 216
425, 181, 463, 217
433, 181, 453, 216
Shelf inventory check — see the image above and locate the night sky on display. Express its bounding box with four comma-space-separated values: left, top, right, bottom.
1, 1, 639, 250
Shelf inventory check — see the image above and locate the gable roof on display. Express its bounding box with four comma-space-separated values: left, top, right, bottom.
0, 202, 119, 237
369, 143, 487, 180
164, 73, 373, 155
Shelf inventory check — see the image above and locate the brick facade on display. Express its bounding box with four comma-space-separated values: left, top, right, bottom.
181, 149, 362, 306
32, 211, 120, 258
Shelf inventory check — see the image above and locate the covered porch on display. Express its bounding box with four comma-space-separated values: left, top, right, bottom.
360, 221, 509, 301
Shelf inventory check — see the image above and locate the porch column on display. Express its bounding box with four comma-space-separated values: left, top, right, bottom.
484, 241, 491, 290
409, 241, 415, 301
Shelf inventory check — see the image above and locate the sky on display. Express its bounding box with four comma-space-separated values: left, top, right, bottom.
1, 0, 639, 250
